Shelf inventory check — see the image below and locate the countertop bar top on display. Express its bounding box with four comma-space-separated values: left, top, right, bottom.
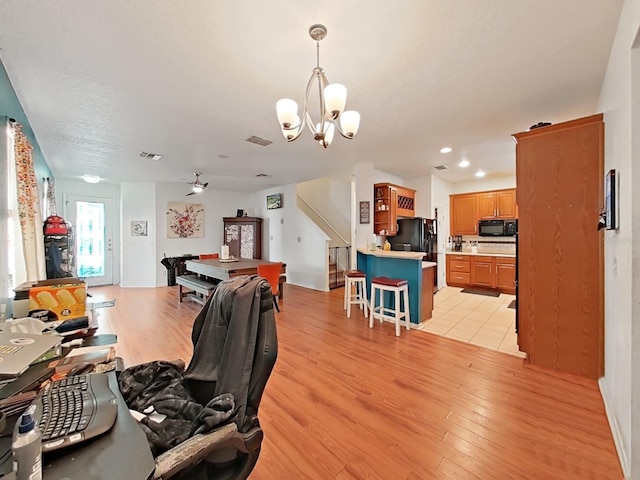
422, 261, 437, 268
357, 248, 425, 260
446, 251, 516, 258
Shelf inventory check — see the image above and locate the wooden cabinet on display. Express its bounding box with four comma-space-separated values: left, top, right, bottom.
446, 254, 515, 293
223, 217, 262, 259
450, 194, 477, 235
513, 113, 604, 379
477, 189, 517, 220
446, 255, 471, 287
495, 258, 516, 292
373, 183, 416, 235
450, 188, 517, 234
470, 257, 493, 287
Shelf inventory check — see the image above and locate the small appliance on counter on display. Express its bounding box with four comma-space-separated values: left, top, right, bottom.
453, 235, 463, 252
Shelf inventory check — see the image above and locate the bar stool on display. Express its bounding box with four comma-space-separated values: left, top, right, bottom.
369, 276, 410, 336
344, 270, 368, 318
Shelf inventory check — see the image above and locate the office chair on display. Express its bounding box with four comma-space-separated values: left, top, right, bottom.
256, 262, 283, 312
123, 275, 278, 480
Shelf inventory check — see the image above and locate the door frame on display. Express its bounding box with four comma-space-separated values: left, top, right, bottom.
64, 194, 115, 286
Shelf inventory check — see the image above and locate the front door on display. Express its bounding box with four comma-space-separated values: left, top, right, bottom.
66, 196, 114, 286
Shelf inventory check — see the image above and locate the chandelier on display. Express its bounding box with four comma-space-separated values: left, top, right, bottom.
276, 24, 360, 148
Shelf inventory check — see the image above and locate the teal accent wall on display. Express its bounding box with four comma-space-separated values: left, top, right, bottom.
357, 251, 423, 325
0, 57, 52, 181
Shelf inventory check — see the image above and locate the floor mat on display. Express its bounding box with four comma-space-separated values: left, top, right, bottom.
507, 300, 516, 309
460, 287, 500, 297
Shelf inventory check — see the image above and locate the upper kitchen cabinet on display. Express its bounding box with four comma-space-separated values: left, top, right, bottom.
450, 193, 477, 235
373, 183, 415, 235
477, 189, 517, 219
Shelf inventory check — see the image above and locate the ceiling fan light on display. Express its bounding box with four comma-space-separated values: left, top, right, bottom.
324, 83, 347, 119
192, 185, 203, 193
276, 98, 298, 128
340, 110, 360, 138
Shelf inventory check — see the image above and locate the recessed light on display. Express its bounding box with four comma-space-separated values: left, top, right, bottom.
475, 170, 486, 178
81, 175, 101, 184
458, 159, 470, 168
440, 147, 452, 154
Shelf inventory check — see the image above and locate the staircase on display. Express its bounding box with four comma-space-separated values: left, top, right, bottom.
329, 246, 350, 290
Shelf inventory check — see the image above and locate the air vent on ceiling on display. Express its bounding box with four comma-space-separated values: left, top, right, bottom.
255, 173, 272, 178
139, 151, 163, 160
433, 165, 449, 171
246, 136, 273, 147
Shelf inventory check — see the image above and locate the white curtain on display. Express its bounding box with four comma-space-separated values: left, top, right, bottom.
11, 122, 46, 283
0, 118, 11, 305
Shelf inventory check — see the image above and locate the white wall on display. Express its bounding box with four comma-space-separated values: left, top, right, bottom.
252, 183, 329, 291
405, 176, 432, 219
121, 183, 157, 287
596, 1, 640, 477
451, 174, 516, 194
56, 179, 122, 284
353, 163, 375, 252
431, 175, 453, 288
297, 177, 351, 242
154, 183, 248, 287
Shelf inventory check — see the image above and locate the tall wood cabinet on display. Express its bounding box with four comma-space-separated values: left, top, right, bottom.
513, 114, 603, 379
223, 217, 263, 259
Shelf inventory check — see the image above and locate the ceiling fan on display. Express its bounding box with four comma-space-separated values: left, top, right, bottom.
185, 172, 209, 196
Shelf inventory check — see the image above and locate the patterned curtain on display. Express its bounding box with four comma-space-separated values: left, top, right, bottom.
12, 123, 46, 281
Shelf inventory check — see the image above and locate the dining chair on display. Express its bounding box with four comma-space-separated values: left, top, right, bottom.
256, 262, 283, 312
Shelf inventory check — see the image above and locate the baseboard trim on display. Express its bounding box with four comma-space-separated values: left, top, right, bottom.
599, 378, 630, 479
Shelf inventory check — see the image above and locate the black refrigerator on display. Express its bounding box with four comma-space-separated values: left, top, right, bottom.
391, 218, 438, 291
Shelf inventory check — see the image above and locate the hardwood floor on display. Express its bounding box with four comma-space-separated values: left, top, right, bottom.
89, 283, 623, 479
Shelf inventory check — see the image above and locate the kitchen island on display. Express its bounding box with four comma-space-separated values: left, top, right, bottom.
357, 248, 436, 326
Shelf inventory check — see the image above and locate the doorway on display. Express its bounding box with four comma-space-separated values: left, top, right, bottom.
65, 195, 114, 286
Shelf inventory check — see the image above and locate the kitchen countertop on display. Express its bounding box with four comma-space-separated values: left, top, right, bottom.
446, 251, 516, 258
422, 261, 437, 268
357, 248, 425, 260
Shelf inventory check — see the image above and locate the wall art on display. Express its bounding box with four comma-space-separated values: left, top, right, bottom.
166, 202, 205, 238
266, 193, 282, 210
131, 220, 148, 236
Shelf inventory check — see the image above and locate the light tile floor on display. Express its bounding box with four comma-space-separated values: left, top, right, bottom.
417, 286, 526, 358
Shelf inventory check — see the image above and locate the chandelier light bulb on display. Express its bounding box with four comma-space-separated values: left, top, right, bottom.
339, 111, 360, 138
275, 24, 359, 147
324, 83, 347, 120
276, 98, 298, 128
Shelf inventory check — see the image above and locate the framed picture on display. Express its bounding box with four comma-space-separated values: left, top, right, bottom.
359, 201, 370, 224
131, 220, 148, 236
236, 209, 245, 217
266, 193, 282, 210
166, 202, 205, 238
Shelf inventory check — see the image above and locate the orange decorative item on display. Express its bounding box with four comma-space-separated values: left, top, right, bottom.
257, 262, 283, 312
199, 253, 219, 260
44, 216, 68, 236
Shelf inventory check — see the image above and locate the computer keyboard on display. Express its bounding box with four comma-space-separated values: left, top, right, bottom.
31, 372, 118, 452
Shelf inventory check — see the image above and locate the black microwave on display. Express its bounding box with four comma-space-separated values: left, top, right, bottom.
478, 219, 517, 236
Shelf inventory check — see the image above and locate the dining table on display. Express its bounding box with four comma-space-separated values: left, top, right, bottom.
185, 258, 286, 281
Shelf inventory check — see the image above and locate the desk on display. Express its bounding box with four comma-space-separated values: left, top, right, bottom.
185, 258, 286, 281
0, 338, 156, 479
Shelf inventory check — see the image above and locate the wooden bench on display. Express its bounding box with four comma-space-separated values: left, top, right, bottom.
176, 274, 217, 305
278, 274, 286, 300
